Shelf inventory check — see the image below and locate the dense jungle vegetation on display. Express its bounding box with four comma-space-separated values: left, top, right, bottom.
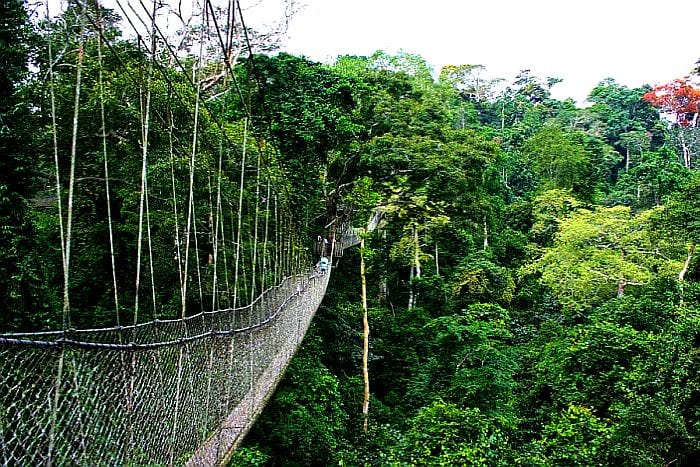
231, 47, 700, 467
2, 1, 700, 465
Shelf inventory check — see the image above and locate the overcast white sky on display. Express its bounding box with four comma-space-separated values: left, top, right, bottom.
247, 0, 700, 105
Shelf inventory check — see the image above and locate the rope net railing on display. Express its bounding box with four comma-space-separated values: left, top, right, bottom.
1, 0, 329, 465
0, 271, 329, 465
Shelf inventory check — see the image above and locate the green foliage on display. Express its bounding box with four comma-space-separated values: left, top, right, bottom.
609, 147, 690, 208
450, 254, 515, 307
521, 405, 612, 466
523, 125, 591, 195
534, 320, 654, 414
0, 0, 47, 329
406, 304, 518, 423
366, 304, 431, 412
529, 188, 581, 246
227, 446, 271, 466
242, 56, 699, 465
526, 205, 682, 316
244, 337, 348, 466
655, 172, 700, 245
586, 78, 663, 157
388, 402, 513, 466
236, 53, 362, 222
5, 10, 700, 464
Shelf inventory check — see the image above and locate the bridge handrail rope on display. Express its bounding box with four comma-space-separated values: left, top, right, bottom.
0, 272, 324, 349
0, 270, 330, 465
0, 273, 313, 347
187, 271, 331, 466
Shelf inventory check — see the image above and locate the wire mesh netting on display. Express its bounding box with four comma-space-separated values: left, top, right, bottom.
0, 271, 329, 466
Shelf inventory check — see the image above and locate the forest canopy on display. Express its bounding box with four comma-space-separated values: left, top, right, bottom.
2, 1, 700, 465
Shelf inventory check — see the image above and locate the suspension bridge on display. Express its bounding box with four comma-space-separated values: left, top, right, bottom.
0, 272, 330, 465
0, 0, 347, 464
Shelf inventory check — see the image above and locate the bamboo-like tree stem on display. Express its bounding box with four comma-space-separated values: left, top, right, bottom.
679, 242, 695, 283
360, 234, 370, 432
679, 242, 695, 304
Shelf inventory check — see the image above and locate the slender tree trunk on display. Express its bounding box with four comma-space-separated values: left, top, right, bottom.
679, 242, 695, 304
679, 242, 695, 283
617, 277, 626, 298
408, 225, 421, 310
414, 226, 421, 279
617, 250, 626, 298
434, 243, 440, 276
378, 276, 387, 303
360, 235, 370, 432
500, 102, 505, 136
483, 215, 489, 249
680, 131, 691, 168
407, 265, 415, 311
502, 167, 509, 188
208, 213, 214, 264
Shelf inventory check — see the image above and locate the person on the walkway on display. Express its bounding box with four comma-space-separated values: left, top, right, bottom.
319, 256, 330, 273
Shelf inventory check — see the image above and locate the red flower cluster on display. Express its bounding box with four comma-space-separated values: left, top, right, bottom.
643, 77, 700, 127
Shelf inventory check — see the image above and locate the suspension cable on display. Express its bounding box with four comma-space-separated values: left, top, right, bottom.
192, 189, 205, 314
274, 194, 280, 284
249, 148, 262, 307
211, 137, 225, 311
232, 118, 248, 309
218, 147, 232, 309
181, 6, 205, 318
45, 4, 72, 463
95, 2, 121, 325
145, 179, 158, 318
63, 0, 89, 330
46, 0, 67, 329
133, 0, 157, 325
169, 105, 186, 314
262, 174, 271, 298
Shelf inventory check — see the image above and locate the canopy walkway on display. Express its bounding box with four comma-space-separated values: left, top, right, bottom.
0, 0, 351, 464
1, 272, 330, 465
337, 209, 385, 251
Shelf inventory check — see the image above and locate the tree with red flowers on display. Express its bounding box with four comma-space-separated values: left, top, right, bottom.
643, 77, 700, 167
643, 77, 700, 127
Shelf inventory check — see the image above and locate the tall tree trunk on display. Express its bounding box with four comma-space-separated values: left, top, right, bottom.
483, 215, 489, 249
500, 102, 505, 136
378, 276, 387, 303
617, 250, 626, 298
208, 213, 214, 264
414, 225, 421, 279
617, 277, 626, 298
408, 225, 421, 310
679, 242, 695, 304
407, 265, 415, 311
434, 243, 440, 276
360, 235, 370, 432
679, 242, 695, 282
680, 131, 691, 168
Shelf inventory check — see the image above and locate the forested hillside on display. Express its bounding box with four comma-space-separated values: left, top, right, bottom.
2, 2, 700, 465
229, 53, 700, 465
